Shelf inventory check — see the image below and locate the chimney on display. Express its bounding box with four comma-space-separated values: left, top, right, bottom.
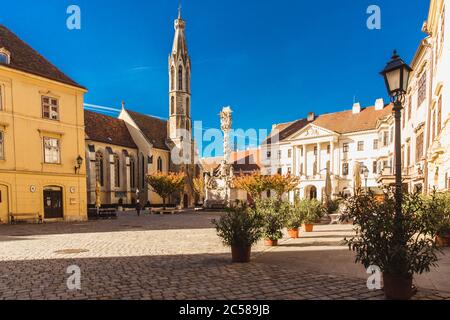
307, 112, 315, 122
375, 98, 384, 111
352, 102, 361, 114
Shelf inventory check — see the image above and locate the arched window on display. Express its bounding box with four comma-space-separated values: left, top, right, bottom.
140, 153, 145, 189
157, 156, 163, 172
178, 66, 183, 91
130, 157, 136, 189
186, 69, 190, 92
0, 51, 10, 65
114, 154, 120, 188
170, 66, 175, 91
186, 97, 190, 117
171, 96, 175, 115
95, 151, 104, 186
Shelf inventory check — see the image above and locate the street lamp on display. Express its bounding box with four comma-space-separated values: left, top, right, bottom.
380, 50, 412, 232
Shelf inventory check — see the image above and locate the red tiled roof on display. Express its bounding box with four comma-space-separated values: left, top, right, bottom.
84, 110, 137, 149
126, 110, 170, 151
0, 24, 85, 89
311, 105, 393, 134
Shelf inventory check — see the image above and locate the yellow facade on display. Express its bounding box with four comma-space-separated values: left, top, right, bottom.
0, 67, 87, 223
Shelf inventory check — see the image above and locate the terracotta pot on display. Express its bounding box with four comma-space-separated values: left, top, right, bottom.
287, 228, 299, 239
303, 223, 314, 233
383, 273, 414, 300
231, 246, 251, 263
436, 235, 450, 247
264, 239, 278, 247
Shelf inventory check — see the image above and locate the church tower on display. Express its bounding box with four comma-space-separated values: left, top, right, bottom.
168, 7, 192, 147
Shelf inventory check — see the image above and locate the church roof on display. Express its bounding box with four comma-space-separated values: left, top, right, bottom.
84, 110, 137, 149
126, 110, 170, 151
0, 24, 85, 89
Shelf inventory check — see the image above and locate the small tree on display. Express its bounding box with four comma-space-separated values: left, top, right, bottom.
147, 172, 186, 209
233, 171, 269, 200
193, 176, 206, 204
266, 174, 300, 200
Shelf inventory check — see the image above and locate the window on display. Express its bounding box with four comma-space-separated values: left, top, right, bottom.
373, 161, 377, 175
149, 155, 154, 164
186, 97, 190, 117
0, 131, 4, 159
287, 167, 292, 174
418, 72, 427, 107
43, 137, 60, 164
327, 145, 331, 154
0, 52, 9, 65
95, 152, 104, 186
407, 145, 411, 168
113, 154, 120, 188
277, 168, 282, 175
373, 139, 379, 150
416, 132, 424, 162
313, 162, 317, 175
267, 151, 271, 159
42, 96, 59, 120
342, 163, 349, 176
157, 156, 163, 172
171, 97, 175, 115
314, 146, 318, 156
383, 131, 389, 147
437, 96, 442, 134
278, 150, 282, 159
170, 66, 175, 91
130, 157, 136, 189
432, 110, 436, 141
288, 149, 292, 158
357, 141, 364, 152
186, 69, 190, 92
178, 66, 183, 91
343, 143, 349, 153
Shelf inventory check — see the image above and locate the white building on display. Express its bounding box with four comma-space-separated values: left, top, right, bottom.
262, 100, 393, 201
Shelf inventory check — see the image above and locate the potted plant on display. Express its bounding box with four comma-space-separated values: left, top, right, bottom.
254, 199, 286, 246
342, 191, 441, 300
298, 199, 322, 232
429, 192, 450, 247
212, 202, 262, 263
285, 201, 303, 239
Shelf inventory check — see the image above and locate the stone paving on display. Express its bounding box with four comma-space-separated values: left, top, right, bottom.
0, 211, 449, 300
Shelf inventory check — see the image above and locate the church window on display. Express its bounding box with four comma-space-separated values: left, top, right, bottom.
130, 157, 136, 189
186, 97, 190, 116
171, 97, 175, 115
178, 66, 183, 91
114, 154, 120, 188
170, 66, 175, 91
157, 156, 163, 172
95, 151, 104, 187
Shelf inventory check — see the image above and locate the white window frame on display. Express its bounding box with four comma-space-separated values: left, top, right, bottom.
42, 96, 60, 121
0, 48, 11, 65
43, 137, 61, 164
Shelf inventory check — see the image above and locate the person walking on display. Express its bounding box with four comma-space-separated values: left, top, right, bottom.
136, 200, 142, 217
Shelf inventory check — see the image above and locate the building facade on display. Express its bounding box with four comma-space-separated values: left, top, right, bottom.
262, 100, 393, 201
0, 25, 88, 223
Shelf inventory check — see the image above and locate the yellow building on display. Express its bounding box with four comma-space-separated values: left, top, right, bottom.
0, 25, 87, 223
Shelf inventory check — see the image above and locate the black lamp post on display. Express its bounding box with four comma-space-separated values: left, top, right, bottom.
380, 50, 412, 239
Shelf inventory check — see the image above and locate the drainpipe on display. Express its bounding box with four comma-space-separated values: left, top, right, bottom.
423, 35, 434, 195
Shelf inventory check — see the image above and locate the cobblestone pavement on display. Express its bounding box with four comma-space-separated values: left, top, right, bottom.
0, 211, 449, 300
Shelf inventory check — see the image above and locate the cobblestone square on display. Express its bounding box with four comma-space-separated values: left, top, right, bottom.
0, 212, 449, 300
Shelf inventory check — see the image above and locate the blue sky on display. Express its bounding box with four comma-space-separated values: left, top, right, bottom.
1, 0, 429, 151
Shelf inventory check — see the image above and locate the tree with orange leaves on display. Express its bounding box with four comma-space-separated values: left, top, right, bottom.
266, 174, 300, 200
147, 172, 186, 209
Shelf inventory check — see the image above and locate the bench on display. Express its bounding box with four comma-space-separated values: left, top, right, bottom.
88, 208, 118, 220
329, 213, 342, 225
9, 213, 43, 224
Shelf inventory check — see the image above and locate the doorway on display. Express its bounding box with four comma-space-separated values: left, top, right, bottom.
0, 185, 9, 223
183, 194, 189, 208
43, 187, 64, 219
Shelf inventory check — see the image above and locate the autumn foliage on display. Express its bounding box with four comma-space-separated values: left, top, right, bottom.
147, 172, 186, 209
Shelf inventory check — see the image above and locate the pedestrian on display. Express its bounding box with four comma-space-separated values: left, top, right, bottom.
136, 200, 142, 217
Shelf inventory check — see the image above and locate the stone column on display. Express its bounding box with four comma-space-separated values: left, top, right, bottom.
317, 143, 322, 176
330, 140, 335, 175
303, 144, 307, 177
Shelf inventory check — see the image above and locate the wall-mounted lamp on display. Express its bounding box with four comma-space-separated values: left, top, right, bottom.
75, 155, 83, 174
